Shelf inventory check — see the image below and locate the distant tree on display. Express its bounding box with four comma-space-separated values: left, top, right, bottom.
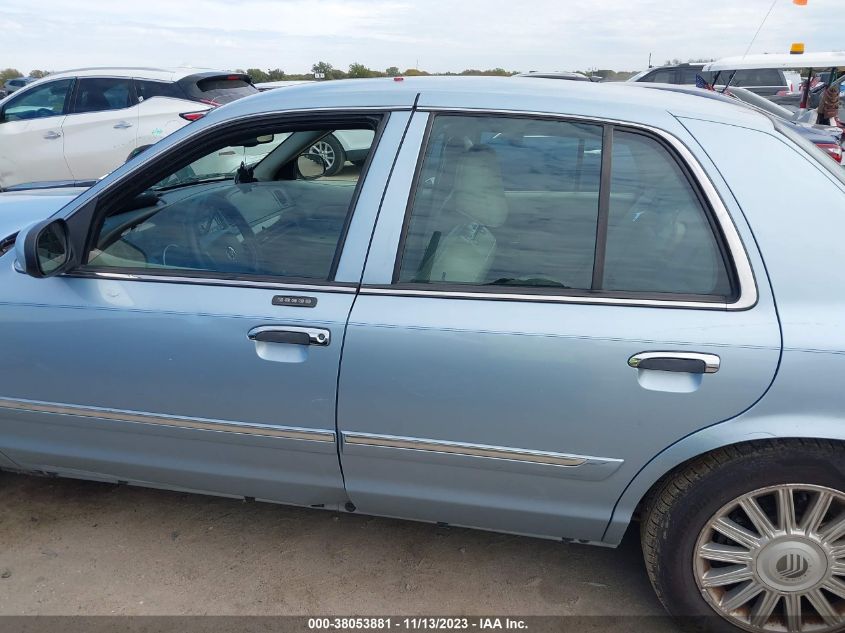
312, 61, 347, 79
0, 68, 23, 81
28, 70, 49, 79
246, 68, 270, 83
459, 68, 512, 77
403, 68, 430, 76
385, 66, 400, 77
348, 63, 373, 78
266, 68, 286, 81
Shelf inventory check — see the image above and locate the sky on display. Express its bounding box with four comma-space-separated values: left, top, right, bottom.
0, 0, 842, 75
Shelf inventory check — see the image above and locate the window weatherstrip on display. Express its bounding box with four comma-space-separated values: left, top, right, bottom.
591, 124, 613, 291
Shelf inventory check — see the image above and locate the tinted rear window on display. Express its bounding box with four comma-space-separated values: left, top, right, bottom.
136, 80, 186, 101
192, 77, 257, 105
731, 69, 783, 87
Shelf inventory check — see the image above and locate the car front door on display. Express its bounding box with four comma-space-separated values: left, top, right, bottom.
62, 77, 140, 180
337, 111, 781, 541
0, 111, 407, 507
0, 78, 74, 187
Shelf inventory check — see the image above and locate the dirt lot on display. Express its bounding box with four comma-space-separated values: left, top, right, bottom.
0, 471, 673, 622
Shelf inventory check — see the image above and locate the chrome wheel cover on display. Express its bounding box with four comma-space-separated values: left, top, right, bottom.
308, 140, 336, 171
695, 484, 845, 632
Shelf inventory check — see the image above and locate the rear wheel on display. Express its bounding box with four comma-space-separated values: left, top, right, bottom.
307, 134, 346, 176
641, 440, 845, 633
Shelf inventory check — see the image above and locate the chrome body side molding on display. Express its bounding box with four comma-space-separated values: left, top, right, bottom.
0, 397, 336, 443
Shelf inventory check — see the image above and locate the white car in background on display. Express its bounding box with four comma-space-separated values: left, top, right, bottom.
0, 67, 258, 189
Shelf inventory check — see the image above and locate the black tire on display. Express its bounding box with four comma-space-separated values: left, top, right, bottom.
308, 134, 346, 176
640, 439, 845, 632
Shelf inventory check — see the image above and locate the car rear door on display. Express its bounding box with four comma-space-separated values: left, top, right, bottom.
62, 77, 140, 180
0, 110, 410, 507
336, 110, 781, 542
0, 78, 74, 187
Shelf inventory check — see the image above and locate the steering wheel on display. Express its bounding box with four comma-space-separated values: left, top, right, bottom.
184, 192, 260, 274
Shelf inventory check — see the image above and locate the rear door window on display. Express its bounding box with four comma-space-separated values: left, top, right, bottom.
135, 80, 186, 101
397, 115, 603, 289
603, 131, 734, 297
73, 78, 133, 113
396, 114, 736, 301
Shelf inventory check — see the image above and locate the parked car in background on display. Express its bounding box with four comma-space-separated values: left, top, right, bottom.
2, 77, 845, 633
3, 76, 36, 95
629, 62, 800, 96
629, 82, 844, 164
515, 71, 592, 81
0, 67, 258, 190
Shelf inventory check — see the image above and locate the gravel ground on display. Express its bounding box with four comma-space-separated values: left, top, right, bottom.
0, 471, 677, 627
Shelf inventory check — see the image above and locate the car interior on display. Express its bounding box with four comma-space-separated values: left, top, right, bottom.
399, 115, 732, 297
86, 126, 374, 280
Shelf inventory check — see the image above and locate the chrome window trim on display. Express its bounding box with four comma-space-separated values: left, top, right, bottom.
0, 397, 336, 443
382, 107, 758, 312
342, 431, 623, 469
70, 270, 358, 294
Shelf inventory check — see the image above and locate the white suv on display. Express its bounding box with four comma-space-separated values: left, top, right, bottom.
0, 67, 258, 189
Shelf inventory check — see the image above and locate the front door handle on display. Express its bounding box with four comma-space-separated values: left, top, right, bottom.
43, 131, 61, 140
113, 121, 133, 129
248, 326, 330, 346
628, 352, 720, 374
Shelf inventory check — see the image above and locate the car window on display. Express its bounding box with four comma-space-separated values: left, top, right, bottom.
135, 80, 186, 101
679, 68, 704, 84
85, 126, 375, 281
191, 77, 258, 105
2, 79, 73, 121
73, 78, 132, 114
397, 115, 603, 289
396, 114, 734, 300
603, 131, 733, 296
731, 69, 782, 87
641, 69, 676, 84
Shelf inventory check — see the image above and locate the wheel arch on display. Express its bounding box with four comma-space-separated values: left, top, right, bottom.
602, 416, 845, 545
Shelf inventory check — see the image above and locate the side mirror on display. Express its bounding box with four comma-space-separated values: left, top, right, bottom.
296, 153, 327, 180
15, 218, 72, 278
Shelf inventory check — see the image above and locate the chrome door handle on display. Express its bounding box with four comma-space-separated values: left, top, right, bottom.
628, 352, 720, 374
43, 131, 61, 140
113, 121, 133, 129
248, 326, 330, 346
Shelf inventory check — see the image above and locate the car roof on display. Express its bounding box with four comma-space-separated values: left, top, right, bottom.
705, 52, 845, 72
33, 67, 234, 82
200, 76, 771, 132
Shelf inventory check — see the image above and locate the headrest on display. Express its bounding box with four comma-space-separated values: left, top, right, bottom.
453, 145, 509, 228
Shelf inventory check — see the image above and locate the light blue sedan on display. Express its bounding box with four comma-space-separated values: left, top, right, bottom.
2, 77, 844, 633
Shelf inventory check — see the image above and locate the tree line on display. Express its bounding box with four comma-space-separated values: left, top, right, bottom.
2, 63, 641, 85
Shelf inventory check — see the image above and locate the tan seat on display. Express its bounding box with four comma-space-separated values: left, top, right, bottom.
427, 146, 509, 284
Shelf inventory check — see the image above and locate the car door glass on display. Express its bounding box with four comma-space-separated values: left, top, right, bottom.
135, 80, 186, 101
74, 78, 132, 114
397, 115, 603, 289
85, 127, 375, 281
1, 79, 73, 121
603, 131, 733, 297
643, 69, 675, 84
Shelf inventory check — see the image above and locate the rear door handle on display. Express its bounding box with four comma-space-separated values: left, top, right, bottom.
43, 131, 61, 140
113, 121, 133, 129
628, 352, 720, 374
248, 326, 330, 346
